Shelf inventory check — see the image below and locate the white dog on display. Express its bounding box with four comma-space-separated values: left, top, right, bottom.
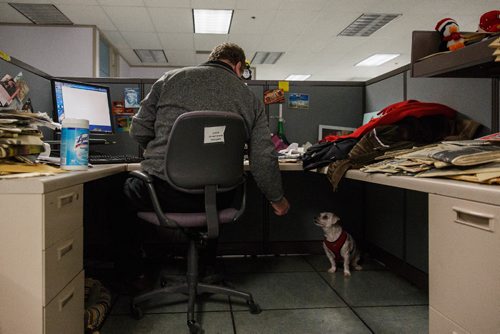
314, 212, 361, 276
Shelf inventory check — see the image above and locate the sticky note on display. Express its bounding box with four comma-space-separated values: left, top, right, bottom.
278, 81, 289, 92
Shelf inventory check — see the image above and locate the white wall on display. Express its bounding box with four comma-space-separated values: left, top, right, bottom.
0, 25, 94, 77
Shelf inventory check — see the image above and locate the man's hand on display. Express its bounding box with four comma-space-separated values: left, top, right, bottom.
271, 197, 290, 216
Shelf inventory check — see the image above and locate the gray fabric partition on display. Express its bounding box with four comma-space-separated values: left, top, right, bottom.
267, 83, 364, 145
365, 73, 405, 113
407, 72, 492, 131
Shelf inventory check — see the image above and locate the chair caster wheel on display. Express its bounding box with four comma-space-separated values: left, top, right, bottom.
131, 304, 144, 320
247, 301, 262, 314
188, 320, 203, 334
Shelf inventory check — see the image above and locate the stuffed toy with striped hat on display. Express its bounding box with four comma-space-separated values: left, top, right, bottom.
435, 18, 465, 51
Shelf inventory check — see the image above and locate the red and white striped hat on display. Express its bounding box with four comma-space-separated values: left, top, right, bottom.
435, 18, 458, 34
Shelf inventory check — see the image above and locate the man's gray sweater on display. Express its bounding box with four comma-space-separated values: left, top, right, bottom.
130, 61, 284, 202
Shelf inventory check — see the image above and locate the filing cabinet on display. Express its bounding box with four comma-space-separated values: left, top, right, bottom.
429, 194, 500, 334
0, 184, 84, 334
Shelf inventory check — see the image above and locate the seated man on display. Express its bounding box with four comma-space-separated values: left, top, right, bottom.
123, 42, 290, 278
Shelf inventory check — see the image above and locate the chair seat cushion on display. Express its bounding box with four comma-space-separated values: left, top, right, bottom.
137, 208, 239, 227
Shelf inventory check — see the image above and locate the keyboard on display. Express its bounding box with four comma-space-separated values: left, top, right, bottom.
89, 154, 143, 164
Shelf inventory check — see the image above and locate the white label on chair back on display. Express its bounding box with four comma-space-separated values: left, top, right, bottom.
204, 126, 226, 144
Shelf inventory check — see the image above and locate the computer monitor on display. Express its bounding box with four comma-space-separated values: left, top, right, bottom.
51, 79, 113, 134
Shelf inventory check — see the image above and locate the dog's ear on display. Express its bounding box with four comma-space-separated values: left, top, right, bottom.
331, 214, 341, 225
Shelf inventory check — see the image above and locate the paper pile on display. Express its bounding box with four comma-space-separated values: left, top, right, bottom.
488, 37, 500, 62
360, 138, 500, 184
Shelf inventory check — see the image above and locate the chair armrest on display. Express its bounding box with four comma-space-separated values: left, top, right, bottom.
129, 170, 181, 229
130, 170, 154, 183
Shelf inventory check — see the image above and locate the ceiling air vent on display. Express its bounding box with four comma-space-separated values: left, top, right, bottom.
134, 49, 168, 63
338, 13, 401, 37
9, 3, 73, 25
251, 52, 284, 65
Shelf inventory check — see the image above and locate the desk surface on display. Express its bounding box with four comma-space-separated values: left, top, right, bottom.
345, 169, 500, 206
0, 163, 499, 205
0, 161, 303, 194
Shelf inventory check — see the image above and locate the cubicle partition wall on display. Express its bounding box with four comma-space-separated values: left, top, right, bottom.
0, 57, 55, 140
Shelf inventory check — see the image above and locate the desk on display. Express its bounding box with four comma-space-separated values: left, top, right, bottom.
345, 170, 500, 333
1, 165, 499, 333
0, 165, 125, 334
0, 162, 302, 334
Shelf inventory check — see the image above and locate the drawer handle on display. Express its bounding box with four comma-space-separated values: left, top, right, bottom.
59, 289, 74, 311
57, 192, 78, 208
57, 240, 74, 260
452, 207, 495, 232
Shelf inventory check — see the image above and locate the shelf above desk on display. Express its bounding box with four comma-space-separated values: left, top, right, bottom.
410, 31, 500, 78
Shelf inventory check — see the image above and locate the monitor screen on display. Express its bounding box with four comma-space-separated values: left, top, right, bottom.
52, 79, 113, 134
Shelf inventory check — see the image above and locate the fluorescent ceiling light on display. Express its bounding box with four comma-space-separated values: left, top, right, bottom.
134, 49, 168, 63
251, 52, 284, 65
338, 13, 401, 37
355, 54, 399, 67
9, 3, 72, 24
193, 9, 233, 34
285, 74, 311, 81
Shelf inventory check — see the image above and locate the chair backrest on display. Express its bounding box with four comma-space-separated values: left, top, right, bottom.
164, 111, 247, 194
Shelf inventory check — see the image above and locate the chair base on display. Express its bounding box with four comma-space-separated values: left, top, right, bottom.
130, 238, 261, 333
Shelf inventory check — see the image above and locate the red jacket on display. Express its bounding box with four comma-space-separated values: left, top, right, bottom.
324, 100, 457, 142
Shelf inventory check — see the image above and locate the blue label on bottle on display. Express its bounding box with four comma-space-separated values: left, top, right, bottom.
61, 127, 89, 167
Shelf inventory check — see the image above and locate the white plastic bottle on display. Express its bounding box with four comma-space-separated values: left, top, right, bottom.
60, 118, 89, 171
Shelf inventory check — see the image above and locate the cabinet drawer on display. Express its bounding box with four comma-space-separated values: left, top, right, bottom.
44, 226, 83, 305
429, 194, 500, 333
44, 185, 83, 249
44, 270, 84, 334
429, 307, 468, 334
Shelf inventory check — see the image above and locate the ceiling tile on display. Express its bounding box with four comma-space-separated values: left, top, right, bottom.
230, 9, 277, 34
101, 30, 129, 48
143, 0, 192, 8
158, 33, 195, 50
120, 31, 161, 49
191, 0, 236, 10
278, 0, 328, 12
259, 33, 299, 52
228, 33, 262, 52
57, 4, 117, 30
0, 2, 31, 23
194, 34, 228, 51
118, 47, 141, 64
148, 7, 193, 33
164, 50, 196, 66
97, 0, 143, 5
266, 10, 320, 36
102, 6, 155, 32
235, 0, 282, 10
53, 0, 99, 4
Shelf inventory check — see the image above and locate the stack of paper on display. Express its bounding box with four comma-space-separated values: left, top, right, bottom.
488, 37, 500, 62
360, 140, 500, 184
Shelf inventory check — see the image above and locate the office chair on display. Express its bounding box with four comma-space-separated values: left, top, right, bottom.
129, 111, 261, 334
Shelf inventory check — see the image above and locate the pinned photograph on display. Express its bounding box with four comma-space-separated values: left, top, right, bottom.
288, 93, 309, 109
0, 74, 20, 107
124, 87, 140, 108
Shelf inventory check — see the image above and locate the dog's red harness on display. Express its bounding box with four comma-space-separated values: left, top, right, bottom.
324, 231, 348, 263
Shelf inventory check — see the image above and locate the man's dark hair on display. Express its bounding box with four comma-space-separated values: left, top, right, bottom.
208, 43, 246, 66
